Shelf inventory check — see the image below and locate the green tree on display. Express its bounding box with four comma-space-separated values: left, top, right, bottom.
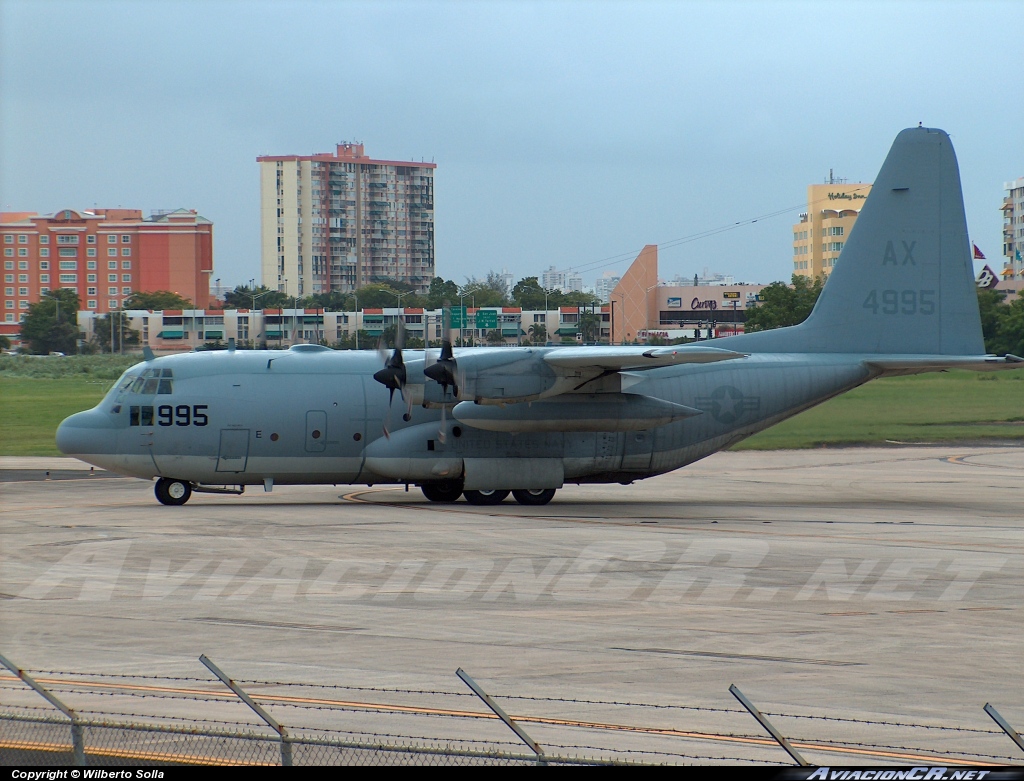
0, 334, 10, 351
122, 290, 194, 310
485, 329, 506, 345
222, 285, 289, 310
578, 311, 602, 343
460, 274, 511, 308
561, 290, 601, 307
744, 275, 825, 332
512, 277, 551, 310
527, 322, 547, 345
92, 312, 141, 353
20, 289, 81, 354
423, 277, 460, 309
304, 290, 356, 312
351, 282, 419, 310
977, 288, 1024, 356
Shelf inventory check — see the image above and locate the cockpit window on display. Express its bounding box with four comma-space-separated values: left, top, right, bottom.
125, 367, 175, 395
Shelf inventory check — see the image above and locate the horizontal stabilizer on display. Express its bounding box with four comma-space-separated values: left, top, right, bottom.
865, 354, 1024, 373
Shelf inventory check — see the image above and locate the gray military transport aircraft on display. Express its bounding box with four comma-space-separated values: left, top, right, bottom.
56, 127, 1021, 506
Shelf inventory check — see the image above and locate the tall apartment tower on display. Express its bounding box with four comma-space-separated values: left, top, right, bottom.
793, 177, 872, 279
1002, 176, 1024, 280
258, 143, 436, 296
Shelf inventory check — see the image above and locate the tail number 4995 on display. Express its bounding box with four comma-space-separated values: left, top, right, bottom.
862, 289, 936, 315
157, 404, 209, 426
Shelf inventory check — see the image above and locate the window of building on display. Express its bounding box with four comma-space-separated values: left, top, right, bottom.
18, 248, 28, 257
40, 274, 49, 284
3, 274, 12, 283
108, 287, 118, 295
39, 247, 50, 257
122, 286, 131, 295
39, 235, 50, 244
88, 287, 96, 295
59, 274, 77, 283
3, 235, 12, 244
109, 299, 117, 309
39, 287, 49, 294
121, 247, 131, 257
108, 234, 117, 244
59, 261, 77, 270
108, 274, 117, 282
4, 301, 12, 309
3, 249, 12, 257
3, 262, 11, 270
40, 261, 49, 270
18, 287, 28, 296
18, 261, 28, 270
122, 274, 131, 282
18, 274, 28, 283
5, 312, 13, 320
86, 235, 95, 244
87, 274, 96, 282
56, 235, 79, 245
108, 248, 117, 257
108, 261, 117, 269
121, 261, 131, 269
58, 248, 77, 257
87, 261, 96, 270
88, 300, 97, 309
87, 248, 96, 257
121, 234, 131, 244
19, 301, 29, 309
4, 287, 11, 295
18, 234, 28, 244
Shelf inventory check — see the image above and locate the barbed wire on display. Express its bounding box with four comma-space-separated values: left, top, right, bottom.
764, 710, 1004, 734
13, 671, 1007, 736
782, 735, 1021, 764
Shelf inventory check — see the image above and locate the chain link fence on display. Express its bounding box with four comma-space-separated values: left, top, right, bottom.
0, 712, 611, 766
2, 657, 1023, 766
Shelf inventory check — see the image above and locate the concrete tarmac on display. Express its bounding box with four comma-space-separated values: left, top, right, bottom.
1, 446, 1022, 765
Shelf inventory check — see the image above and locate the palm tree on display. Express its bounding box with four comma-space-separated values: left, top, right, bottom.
528, 322, 547, 345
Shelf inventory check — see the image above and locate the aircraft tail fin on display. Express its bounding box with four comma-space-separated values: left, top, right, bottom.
729, 127, 984, 355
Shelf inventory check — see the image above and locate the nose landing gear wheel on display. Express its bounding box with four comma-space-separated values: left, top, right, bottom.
463, 489, 510, 505
511, 488, 556, 506
155, 478, 192, 506
421, 479, 464, 503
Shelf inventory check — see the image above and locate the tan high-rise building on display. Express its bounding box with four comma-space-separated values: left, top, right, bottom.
793, 178, 872, 279
1002, 176, 1024, 280
258, 143, 435, 296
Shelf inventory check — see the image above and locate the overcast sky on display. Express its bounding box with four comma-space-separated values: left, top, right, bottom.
1, 0, 1021, 290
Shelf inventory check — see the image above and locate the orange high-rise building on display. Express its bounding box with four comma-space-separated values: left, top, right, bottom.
1, 208, 213, 336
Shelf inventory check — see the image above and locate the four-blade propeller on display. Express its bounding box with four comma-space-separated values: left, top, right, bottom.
423, 339, 459, 398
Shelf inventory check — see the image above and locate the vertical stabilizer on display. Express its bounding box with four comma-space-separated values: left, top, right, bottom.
730, 127, 984, 355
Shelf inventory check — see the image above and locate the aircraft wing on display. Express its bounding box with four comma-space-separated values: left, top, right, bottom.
543, 345, 747, 371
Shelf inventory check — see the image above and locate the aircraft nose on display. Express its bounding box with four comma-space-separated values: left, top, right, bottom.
56, 409, 117, 455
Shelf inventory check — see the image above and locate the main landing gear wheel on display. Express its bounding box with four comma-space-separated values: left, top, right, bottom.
421, 479, 464, 503
511, 488, 556, 506
155, 478, 192, 506
463, 489, 510, 506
